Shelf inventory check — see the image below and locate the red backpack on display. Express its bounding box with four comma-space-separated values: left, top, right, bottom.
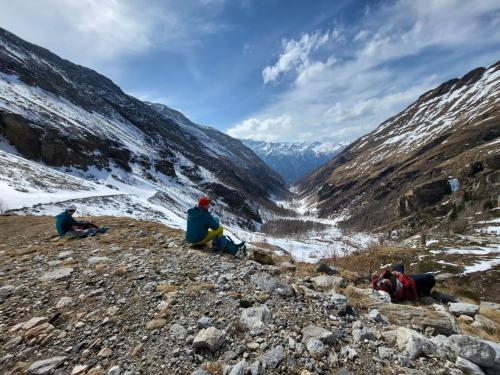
371, 269, 417, 301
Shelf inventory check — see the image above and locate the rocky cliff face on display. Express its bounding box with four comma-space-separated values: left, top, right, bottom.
242, 140, 346, 185
296, 62, 500, 234
0, 27, 287, 226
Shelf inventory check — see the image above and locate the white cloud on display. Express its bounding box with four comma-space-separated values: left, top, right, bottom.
229, 0, 500, 143
0, 0, 225, 68
227, 116, 293, 141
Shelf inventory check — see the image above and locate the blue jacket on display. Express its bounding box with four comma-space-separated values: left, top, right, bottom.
185, 207, 220, 243
55, 211, 81, 235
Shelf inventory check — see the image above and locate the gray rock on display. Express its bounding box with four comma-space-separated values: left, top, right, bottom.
340, 346, 357, 361
481, 339, 500, 374
250, 273, 291, 295
330, 293, 348, 312
258, 345, 284, 369
435, 272, 455, 281
395, 327, 435, 359
87, 256, 111, 264
170, 323, 187, 340
240, 305, 270, 334
0, 285, 15, 300
301, 324, 336, 345
28, 356, 67, 374
353, 327, 377, 343
480, 301, 500, 311
449, 303, 480, 317
306, 338, 326, 358
223, 360, 249, 375
455, 357, 485, 375
107, 366, 120, 375
471, 315, 497, 334
368, 309, 386, 323
445, 334, 495, 368
192, 369, 210, 375
197, 316, 212, 329
56, 296, 74, 308
311, 275, 345, 291
39, 268, 73, 281
376, 303, 457, 335
249, 360, 262, 375
378, 347, 395, 359
193, 327, 225, 352
316, 263, 337, 275
335, 369, 352, 375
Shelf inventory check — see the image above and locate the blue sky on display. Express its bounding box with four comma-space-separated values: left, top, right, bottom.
0, 0, 499, 143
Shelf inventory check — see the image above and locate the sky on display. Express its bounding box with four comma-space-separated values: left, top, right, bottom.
0, 0, 499, 144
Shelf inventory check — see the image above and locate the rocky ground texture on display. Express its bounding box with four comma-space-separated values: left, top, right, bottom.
0, 216, 499, 375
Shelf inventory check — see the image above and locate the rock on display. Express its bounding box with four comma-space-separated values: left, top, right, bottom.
193, 327, 225, 352
445, 334, 495, 368
71, 365, 88, 375
98, 347, 113, 358
170, 323, 187, 340
376, 303, 457, 335
39, 268, 73, 281
258, 345, 284, 370
279, 261, 296, 272
192, 369, 210, 375
240, 305, 271, 334
455, 357, 486, 375
249, 361, 262, 375
480, 301, 500, 311
335, 370, 352, 375
56, 296, 74, 308
340, 346, 357, 361
145, 319, 167, 330
482, 339, 500, 374
310, 275, 345, 291
395, 327, 435, 359
28, 356, 67, 374
107, 366, 120, 375
306, 338, 326, 358
24, 323, 55, 338
352, 327, 377, 343
449, 303, 480, 317
471, 315, 497, 334
106, 306, 120, 317
435, 273, 455, 281
301, 325, 336, 345
368, 309, 386, 323
330, 293, 348, 312
88, 256, 111, 264
315, 262, 337, 275
22, 316, 48, 331
0, 285, 15, 300
250, 273, 291, 296
223, 359, 249, 375
459, 315, 474, 323
378, 347, 395, 359
250, 249, 274, 265
197, 316, 212, 329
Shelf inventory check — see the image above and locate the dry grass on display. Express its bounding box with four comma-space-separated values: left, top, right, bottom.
202, 361, 223, 375
340, 283, 373, 311
185, 283, 215, 296
156, 284, 178, 293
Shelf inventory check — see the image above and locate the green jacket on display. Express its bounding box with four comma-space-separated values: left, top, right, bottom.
185, 207, 219, 243
55, 211, 81, 235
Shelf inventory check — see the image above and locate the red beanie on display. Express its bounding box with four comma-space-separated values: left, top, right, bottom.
198, 196, 210, 208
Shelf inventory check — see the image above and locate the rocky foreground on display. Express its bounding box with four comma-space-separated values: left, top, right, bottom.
0, 216, 499, 375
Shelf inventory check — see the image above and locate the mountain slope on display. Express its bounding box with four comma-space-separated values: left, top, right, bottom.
242, 140, 346, 184
297, 62, 500, 234
0, 27, 287, 228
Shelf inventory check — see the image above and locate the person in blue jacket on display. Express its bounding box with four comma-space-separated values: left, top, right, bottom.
185, 196, 223, 245
55, 205, 105, 238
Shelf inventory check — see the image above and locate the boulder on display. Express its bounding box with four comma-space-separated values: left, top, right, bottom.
301, 325, 336, 345
445, 335, 495, 368
311, 275, 345, 291
395, 327, 435, 359
455, 357, 486, 375
375, 303, 457, 335
197, 316, 212, 329
250, 273, 292, 296
330, 293, 348, 312
352, 327, 377, 343
28, 356, 67, 374
471, 315, 497, 334
258, 345, 284, 370
250, 249, 274, 265
0, 285, 15, 300
193, 327, 225, 352
315, 263, 337, 275
448, 302, 480, 317
223, 360, 250, 375
240, 305, 271, 334
39, 268, 73, 281
306, 338, 327, 358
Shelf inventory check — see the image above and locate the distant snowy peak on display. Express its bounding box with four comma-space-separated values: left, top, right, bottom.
242, 139, 346, 184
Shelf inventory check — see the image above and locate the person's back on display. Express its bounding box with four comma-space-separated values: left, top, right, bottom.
185, 197, 223, 244
55, 209, 79, 235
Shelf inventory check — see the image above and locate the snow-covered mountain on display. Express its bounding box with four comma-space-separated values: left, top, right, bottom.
0, 27, 287, 230
242, 140, 346, 184
297, 62, 500, 234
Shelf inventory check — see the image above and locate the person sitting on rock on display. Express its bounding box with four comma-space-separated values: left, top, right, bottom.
371, 264, 436, 302
185, 196, 223, 245
55, 205, 106, 238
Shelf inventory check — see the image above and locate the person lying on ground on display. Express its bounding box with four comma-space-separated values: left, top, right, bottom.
55, 205, 107, 238
371, 263, 436, 302
185, 196, 223, 245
